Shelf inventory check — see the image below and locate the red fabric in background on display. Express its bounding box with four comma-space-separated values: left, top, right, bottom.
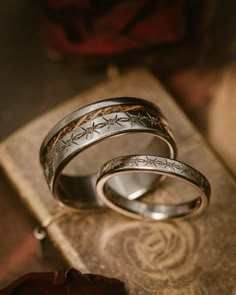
43, 0, 189, 56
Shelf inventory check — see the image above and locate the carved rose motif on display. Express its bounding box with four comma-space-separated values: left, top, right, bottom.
99, 220, 200, 292
161, 281, 208, 295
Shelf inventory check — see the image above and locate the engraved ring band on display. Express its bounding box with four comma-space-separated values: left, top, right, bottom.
40, 97, 177, 209
96, 155, 211, 220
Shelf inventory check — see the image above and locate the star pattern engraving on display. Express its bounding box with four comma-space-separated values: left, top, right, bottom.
56, 133, 79, 152
100, 156, 209, 193
125, 157, 141, 166
103, 115, 123, 129
126, 113, 145, 126
81, 122, 101, 139
162, 158, 180, 171
146, 113, 164, 129
45, 110, 173, 180
53, 111, 166, 155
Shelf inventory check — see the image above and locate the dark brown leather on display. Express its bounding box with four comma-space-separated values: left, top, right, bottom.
0, 268, 127, 295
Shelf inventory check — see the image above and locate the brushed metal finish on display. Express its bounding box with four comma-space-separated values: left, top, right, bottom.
96, 155, 211, 220
40, 97, 177, 209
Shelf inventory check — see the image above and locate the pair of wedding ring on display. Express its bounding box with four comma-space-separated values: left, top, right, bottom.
40, 97, 211, 220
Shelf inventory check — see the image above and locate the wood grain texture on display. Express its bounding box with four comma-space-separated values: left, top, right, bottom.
0, 69, 235, 294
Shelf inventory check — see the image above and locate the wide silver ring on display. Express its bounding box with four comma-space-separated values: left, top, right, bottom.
40, 97, 177, 209
96, 155, 211, 220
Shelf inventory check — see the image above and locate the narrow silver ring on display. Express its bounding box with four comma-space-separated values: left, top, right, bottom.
96, 155, 211, 220
40, 97, 177, 209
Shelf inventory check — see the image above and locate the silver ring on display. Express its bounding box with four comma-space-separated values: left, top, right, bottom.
40, 97, 177, 209
96, 155, 211, 220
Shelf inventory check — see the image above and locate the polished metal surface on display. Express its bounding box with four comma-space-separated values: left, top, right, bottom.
40, 97, 177, 209
96, 155, 211, 220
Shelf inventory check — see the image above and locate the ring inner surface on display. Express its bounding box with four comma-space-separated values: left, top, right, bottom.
103, 172, 201, 219
56, 133, 171, 208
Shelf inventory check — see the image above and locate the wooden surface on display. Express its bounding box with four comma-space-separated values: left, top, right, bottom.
1, 69, 235, 294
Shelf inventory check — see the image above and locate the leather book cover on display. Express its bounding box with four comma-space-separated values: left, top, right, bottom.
0, 69, 235, 294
